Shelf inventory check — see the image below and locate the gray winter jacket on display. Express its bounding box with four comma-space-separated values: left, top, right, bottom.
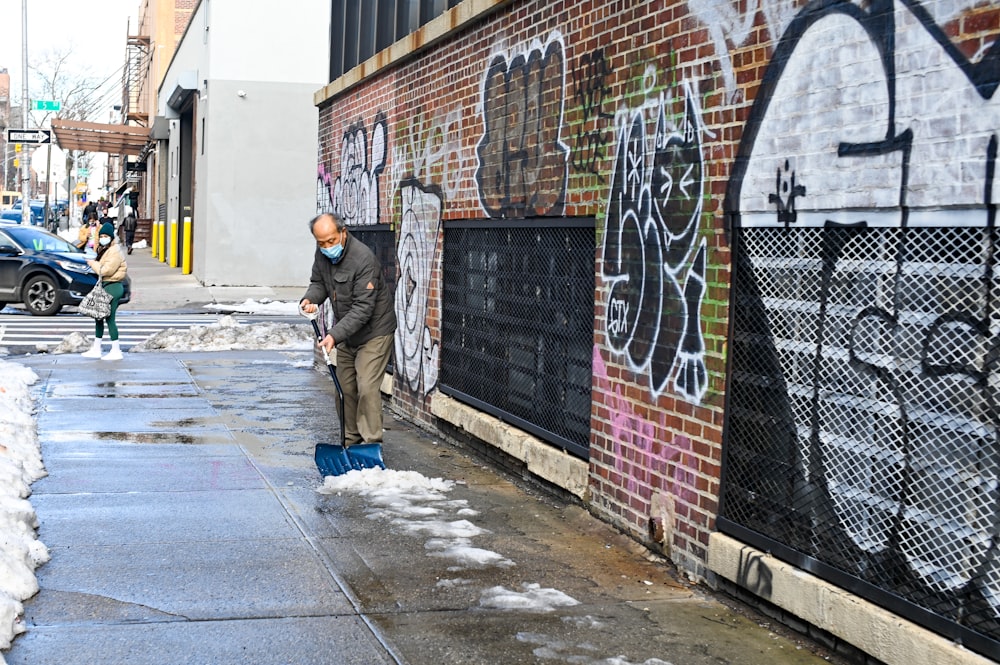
302, 232, 396, 348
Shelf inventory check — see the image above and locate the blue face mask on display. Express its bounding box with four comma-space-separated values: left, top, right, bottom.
320, 243, 344, 263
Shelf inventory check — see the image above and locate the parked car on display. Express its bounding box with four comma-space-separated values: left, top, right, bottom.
0, 206, 45, 226
0, 225, 131, 315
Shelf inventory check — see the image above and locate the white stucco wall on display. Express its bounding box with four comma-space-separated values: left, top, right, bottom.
157, 0, 328, 287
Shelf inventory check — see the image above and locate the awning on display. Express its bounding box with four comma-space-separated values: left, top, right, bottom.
50, 119, 151, 155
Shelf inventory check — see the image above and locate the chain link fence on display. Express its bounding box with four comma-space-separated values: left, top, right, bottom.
723, 224, 1000, 659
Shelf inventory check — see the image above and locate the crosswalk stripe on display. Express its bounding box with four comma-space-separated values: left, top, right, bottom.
0, 312, 307, 349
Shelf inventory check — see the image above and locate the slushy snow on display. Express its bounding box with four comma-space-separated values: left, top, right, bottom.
0, 359, 49, 664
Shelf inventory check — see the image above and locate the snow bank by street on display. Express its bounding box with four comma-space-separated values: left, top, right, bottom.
0, 359, 49, 663
203, 299, 301, 315
130, 315, 312, 352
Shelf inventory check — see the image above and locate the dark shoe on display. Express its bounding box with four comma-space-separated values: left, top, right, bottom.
127, 247, 133, 254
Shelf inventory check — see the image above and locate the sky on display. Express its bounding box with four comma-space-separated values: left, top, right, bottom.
0, 0, 138, 109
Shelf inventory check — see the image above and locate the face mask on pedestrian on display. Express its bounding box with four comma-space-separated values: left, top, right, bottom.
99, 236, 111, 246
320, 242, 344, 263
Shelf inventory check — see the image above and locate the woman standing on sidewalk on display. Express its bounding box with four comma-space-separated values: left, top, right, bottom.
81, 222, 129, 361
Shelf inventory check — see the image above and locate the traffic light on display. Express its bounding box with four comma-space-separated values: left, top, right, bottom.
12, 158, 18, 168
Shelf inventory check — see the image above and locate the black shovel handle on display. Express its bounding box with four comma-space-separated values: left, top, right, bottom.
310, 318, 346, 448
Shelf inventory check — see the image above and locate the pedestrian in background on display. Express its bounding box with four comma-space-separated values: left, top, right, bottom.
82, 200, 97, 222
299, 212, 396, 447
81, 222, 129, 361
121, 208, 138, 254
76, 212, 99, 253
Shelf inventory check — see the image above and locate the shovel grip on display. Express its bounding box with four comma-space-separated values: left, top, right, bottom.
307, 312, 346, 447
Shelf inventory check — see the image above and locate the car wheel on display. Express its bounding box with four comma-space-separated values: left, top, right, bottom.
23, 274, 62, 316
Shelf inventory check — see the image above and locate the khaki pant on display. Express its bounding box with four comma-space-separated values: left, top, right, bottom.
336, 334, 394, 445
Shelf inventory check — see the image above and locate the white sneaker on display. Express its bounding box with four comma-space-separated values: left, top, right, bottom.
81, 339, 103, 358
101, 342, 123, 361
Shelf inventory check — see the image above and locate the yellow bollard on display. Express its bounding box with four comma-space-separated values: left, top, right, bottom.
158, 220, 167, 263
182, 217, 192, 275
151, 219, 158, 256
168, 219, 178, 267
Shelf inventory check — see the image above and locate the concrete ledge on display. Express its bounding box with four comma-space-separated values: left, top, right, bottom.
430, 392, 588, 499
707, 532, 993, 665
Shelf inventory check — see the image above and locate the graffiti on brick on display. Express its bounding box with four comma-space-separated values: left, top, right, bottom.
600, 75, 709, 404
594, 345, 700, 507
393, 107, 465, 202
570, 47, 614, 178
724, 0, 1000, 640
476, 31, 569, 218
318, 113, 388, 226
688, 0, 799, 98
395, 179, 441, 398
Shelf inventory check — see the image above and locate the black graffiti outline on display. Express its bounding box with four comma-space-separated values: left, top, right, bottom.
334, 111, 388, 227
475, 33, 569, 218
571, 47, 614, 178
724, 0, 1000, 630
602, 79, 708, 402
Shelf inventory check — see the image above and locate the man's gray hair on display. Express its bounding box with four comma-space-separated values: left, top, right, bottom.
309, 211, 346, 234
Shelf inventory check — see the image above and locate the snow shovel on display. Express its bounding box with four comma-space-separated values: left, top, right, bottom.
301, 306, 386, 476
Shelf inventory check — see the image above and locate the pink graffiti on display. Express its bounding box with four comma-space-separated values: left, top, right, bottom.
593, 345, 698, 505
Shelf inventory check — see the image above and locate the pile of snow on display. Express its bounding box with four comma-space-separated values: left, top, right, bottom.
319, 468, 517, 570
0, 359, 49, 660
130, 315, 312, 352
50, 332, 91, 355
203, 299, 301, 315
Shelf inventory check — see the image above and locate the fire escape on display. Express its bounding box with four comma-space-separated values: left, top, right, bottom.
110, 33, 151, 201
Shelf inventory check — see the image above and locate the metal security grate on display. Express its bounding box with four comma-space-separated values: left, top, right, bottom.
723, 224, 1000, 659
350, 225, 396, 375
351, 225, 397, 299
440, 219, 595, 459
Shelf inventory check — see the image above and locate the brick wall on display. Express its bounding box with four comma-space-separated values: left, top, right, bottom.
316, 0, 1000, 581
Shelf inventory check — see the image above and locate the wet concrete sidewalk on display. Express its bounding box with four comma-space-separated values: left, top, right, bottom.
6, 350, 849, 665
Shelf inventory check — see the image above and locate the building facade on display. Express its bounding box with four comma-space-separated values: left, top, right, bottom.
315, 1, 1000, 662
153, 0, 328, 285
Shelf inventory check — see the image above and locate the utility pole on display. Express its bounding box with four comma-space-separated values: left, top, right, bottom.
20, 0, 29, 225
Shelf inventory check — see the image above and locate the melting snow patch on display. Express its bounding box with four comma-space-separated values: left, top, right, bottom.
0, 359, 49, 655
317, 468, 513, 569
480, 583, 580, 612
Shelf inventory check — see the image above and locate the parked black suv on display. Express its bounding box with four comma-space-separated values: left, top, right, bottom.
0, 225, 131, 315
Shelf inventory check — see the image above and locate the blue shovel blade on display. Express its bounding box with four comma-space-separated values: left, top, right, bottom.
315, 444, 354, 476
346, 443, 386, 470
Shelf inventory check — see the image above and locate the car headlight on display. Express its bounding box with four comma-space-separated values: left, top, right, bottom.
57, 260, 92, 274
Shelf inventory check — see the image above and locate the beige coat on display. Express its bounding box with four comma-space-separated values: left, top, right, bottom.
94, 242, 128, 283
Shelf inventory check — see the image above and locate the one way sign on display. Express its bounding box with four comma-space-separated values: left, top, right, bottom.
6, 129, 51, 144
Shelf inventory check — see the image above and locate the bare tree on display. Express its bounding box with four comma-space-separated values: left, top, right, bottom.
20, 45, 125, 198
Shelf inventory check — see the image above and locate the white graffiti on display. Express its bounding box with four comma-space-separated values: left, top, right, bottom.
332, 115, 388, 227
394, 180, 441, 397
393, 108, 465, 201
728, 0, 1000, 613
688, 0, 800, 96
601, 77, 709, 403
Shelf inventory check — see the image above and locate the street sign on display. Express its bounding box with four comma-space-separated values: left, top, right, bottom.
32, 100, 60, 111
6, 129, 51, 144
77, 168, 89, 177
